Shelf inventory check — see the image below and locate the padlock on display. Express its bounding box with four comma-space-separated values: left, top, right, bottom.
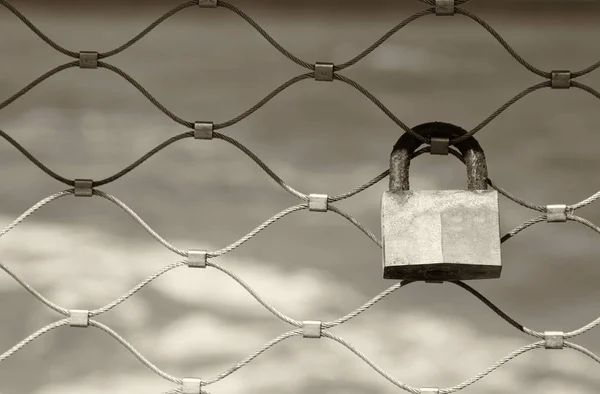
381, 122, 501, 282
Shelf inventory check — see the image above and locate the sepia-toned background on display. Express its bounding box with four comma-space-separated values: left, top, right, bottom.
0, 0, 599, 393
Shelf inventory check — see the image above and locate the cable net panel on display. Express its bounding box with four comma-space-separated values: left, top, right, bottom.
0, 0, 599, 393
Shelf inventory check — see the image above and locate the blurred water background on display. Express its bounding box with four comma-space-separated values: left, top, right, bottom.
0, 0, 599, 393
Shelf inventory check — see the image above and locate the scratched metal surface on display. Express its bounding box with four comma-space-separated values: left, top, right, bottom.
0, 1, 599, 393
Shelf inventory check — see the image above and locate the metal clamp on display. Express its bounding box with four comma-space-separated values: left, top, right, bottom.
420, 388, 439, 394
182, 378, 202, 394
74, 179, 93, 197
551, 70, 571, 89
430, 137, 450, 155
436, 0, 454, 16
302, 320, 322, 338
546, 204, 567, 223
308, 194, 328, 212
198, 0, 217, 7
194, 121, 214, 140
314, 62, 334, 82
187, 250, 207, 268
544, 331, 564, 349
79, 51, 98, 69
69, 309, 90, 328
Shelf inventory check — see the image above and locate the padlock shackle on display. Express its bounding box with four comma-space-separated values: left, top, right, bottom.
390, 122, 489, 192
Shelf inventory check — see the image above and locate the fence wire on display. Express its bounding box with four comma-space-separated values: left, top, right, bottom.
0, 0, 599, 393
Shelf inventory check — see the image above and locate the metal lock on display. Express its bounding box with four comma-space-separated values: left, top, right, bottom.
381, 122, 501, 282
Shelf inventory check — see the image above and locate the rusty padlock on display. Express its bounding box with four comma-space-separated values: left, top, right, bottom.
381, 122, 501, 282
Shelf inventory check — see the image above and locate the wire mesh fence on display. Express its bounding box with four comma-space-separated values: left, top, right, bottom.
0, 0, 599, 393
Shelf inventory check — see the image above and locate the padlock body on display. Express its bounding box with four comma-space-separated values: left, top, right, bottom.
381, 190, 501, 281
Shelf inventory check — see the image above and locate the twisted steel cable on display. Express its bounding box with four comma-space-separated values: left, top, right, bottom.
1, 0, 599, 392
